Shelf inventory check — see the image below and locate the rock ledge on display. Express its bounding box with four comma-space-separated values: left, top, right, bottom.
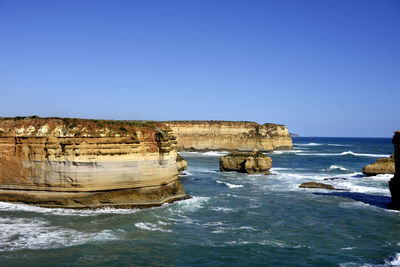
362, 155, 395, 176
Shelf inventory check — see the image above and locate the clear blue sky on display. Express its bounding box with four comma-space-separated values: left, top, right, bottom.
0, 0, 399, 137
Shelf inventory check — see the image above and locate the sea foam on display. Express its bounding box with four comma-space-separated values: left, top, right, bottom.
296, 151, 390, 158
0, 201, 139, 217
216, 180, 244, 188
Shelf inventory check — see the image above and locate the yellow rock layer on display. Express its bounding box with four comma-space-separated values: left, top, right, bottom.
0, 117, 187, 208
165, 121, 292, 151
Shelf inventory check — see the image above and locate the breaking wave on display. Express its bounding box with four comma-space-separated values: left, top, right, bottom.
296, 151, 390, 158
0, 201, 139, 216
216, 180, 244, 188
326, 165, 349, 171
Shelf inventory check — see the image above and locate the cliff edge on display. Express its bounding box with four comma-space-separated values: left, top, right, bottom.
165, 121, 292, 152
0, 117, 188, 208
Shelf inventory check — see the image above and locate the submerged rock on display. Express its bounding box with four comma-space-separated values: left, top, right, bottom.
362, 155, 395, 176
299, 182, 335, 190
323, 177, 347, 181
219, 150, 272, 174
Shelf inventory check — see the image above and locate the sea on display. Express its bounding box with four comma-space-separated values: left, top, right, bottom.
1, 137, 399, 267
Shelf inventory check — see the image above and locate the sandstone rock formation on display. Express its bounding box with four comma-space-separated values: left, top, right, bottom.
176, 154, 188, 173
165, 121, 292, 152
219, 150, 272, 174
298, 182, 335, 190
389, 131, 400, 209
362, 154, 395, 176
0, 117, 188, 208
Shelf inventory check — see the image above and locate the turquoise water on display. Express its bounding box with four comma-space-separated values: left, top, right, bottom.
1, 137, 399, 266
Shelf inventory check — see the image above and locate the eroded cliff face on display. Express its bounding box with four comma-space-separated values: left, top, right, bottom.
165, 121, 292, 152
389, 131, 400, 209
0, 117, 187, 208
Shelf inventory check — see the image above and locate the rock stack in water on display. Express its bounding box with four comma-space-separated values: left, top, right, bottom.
219, 150, 272, 174
362, 154, 395, 176
0, 117, 188, 209
389, 131, 400, 209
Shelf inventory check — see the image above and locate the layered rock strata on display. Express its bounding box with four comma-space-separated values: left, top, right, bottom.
389, 131, 400, 209
362, 154, 395, 176
0, 117, 188, 208
165, 121, 293, 152
176, 154, 188, 173
219, 150, 272, 174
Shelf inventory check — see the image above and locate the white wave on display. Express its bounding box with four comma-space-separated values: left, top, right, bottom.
176, 196, 209, 211
211, 225, 258, 233
216, 180, 244, 188
295, 143, 322, 146
203, 221, 224, 226
238, 226, 257, 231
337, 182, 389, 195
273, 150, 305, 154
326, 165, 349, 171
341, 172, 364, 178
181, 151, 228, 157
366, 174, 394, 181
211, 207, 234, 212
0, 217, 118, 252
202, 151, 229, 156
134, 222, 171, 233
0, 201, 139, 216
327, 144, 347, 147
270, 167, 291, 171
296, 151, 390, 158
385, 252, 400, 266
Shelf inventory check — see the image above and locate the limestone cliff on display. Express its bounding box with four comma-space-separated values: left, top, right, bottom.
165, 121, 292, 152
389, 131, 400, 209
0, 117, 187, 208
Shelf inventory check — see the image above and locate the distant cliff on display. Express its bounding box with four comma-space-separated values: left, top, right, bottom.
164, 121, 292, 152
0, 117, 187, 208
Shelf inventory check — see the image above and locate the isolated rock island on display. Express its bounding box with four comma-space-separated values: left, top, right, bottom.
0, 117, 188, 208
219, 150, 272, 174
362, 154, 395, 176
165, 121, 292, 152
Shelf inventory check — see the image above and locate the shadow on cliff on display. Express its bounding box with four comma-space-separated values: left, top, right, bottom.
314, 192, 391, 210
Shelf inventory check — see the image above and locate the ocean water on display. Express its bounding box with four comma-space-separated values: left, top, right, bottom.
1, 137, 400, 266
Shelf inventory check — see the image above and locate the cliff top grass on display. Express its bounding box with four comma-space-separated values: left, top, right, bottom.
165, 120, 286, 127
224, 150, 266, 158
0, 116, 168, 138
